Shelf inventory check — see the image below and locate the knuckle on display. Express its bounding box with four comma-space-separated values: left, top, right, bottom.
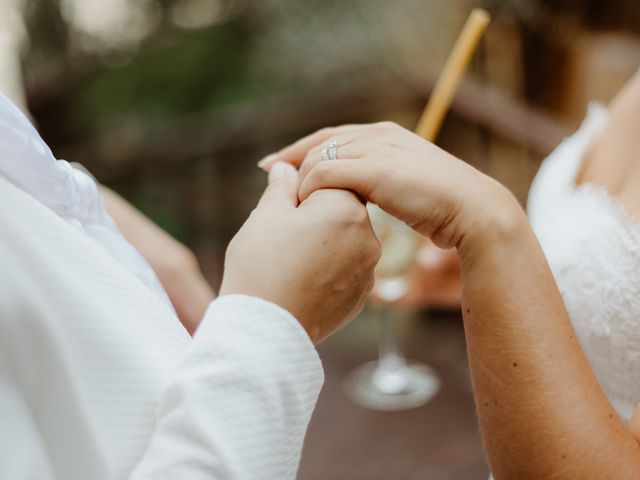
358, 235, 381, 271
336, 202, 367, 224
319, 126, 336, 137
375, 120, 397, 132
351, 203, 370, 223
366, 272, 376, 293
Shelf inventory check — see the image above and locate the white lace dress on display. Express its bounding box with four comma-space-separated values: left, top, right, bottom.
528, 104, 640, 421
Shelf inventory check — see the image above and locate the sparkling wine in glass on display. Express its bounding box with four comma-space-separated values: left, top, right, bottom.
343, 205, 440, 410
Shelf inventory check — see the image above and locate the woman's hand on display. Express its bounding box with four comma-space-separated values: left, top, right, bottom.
259, 122, 521, 257
258, 123, 640, 477
220, 162, 380, 343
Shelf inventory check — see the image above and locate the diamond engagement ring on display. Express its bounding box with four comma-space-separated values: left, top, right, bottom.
321, 140, 339, 161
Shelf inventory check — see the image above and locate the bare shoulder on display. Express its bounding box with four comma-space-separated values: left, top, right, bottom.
577, 73, 640, 217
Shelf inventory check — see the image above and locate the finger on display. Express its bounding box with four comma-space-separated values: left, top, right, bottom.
297, 135, 358, 188
299, 159, 378, 204
301, 185, 362, 208
258, 162, 300, 208
257, 124, 363, 172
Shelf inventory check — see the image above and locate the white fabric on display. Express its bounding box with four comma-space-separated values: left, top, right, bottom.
0, 92, 173, 309
0, 98, 324, 478
528, 103, 640, 421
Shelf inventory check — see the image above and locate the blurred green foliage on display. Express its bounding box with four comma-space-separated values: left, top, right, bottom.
79, 23, 264, 125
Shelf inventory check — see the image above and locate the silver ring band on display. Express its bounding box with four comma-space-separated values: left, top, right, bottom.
322, 140, 338, 161
328, 140, 338, 160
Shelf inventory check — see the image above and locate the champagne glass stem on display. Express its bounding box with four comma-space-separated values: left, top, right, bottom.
378, 303, 406, 371
372, 303, 411, 394
342, 300, 441, 409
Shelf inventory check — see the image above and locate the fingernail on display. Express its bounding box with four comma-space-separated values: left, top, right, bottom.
257, 153, 277, 170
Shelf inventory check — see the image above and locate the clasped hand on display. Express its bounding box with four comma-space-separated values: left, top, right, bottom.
222, 122, 526, 342
220, 161, 381, 343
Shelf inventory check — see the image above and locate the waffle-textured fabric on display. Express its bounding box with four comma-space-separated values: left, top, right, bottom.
0, 94, 324, 479
0, 92, 173, 309
528, 103, 640, 421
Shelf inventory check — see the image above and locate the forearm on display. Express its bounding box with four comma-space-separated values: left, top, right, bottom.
459, 195, 640, 478
100, 186, 196, 271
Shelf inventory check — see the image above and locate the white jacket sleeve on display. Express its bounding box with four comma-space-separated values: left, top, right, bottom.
130, 295, 324, 480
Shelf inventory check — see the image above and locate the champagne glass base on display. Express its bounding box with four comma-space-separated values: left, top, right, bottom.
343, 360, 440, 411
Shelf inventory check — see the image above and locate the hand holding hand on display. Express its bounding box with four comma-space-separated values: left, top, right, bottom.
260, 122, 522, 257
220, 162, 380, 343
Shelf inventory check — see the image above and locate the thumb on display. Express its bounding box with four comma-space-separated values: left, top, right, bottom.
259, 162, 300, 208
299, 159, 374, 203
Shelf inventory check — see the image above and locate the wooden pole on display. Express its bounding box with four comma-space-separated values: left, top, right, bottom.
415, 8, 490, 142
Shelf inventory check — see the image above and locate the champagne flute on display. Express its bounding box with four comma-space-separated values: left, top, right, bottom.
343, 9, 489, 409
343, 204, 441, 410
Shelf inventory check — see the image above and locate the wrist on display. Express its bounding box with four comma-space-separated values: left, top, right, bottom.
457, 181, 529, 262
155, 246, 199, 279
219, 281, 319, 343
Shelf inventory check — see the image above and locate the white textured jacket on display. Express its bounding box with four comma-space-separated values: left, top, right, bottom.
0, 94, 323, 479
